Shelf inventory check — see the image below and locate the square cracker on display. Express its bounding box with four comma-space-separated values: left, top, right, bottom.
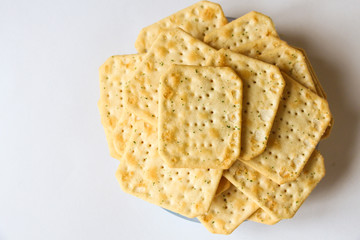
204, 11, 278, 51
98, 54, 144, 159
210, 49, 285, 160
248, 208, 280, 225
116, 120, 223, 218
225, 150, 325, 219
237, 73, 330, 184
158, 65, 242, 169
295, 47, 333, 139
135, 1, 227, 53
198, 184, 259, 235
224, 36, 317, 93
125, 28, 217, 126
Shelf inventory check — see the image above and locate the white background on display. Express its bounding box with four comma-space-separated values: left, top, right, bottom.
1, 0, 360, 239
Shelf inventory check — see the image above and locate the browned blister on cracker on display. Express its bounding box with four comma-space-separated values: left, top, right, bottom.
135, 1, 227, 53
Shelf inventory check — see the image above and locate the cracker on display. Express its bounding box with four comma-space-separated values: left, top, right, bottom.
135, 1, 227, 53
225, 150, 325, 219
98, 54, 144, 159
158, 65, 242, 169
237, 73, 330, 184
125, 28, 217, 126
99, 123, 120, 159
111, 112, 140, 157
227, 37, 317, 93
210, 49, 285, 160
116, 120, 223, 218
295, 47, 326, 98
215, 177, 231, 197
248, 208, 280, 225
198, 184, 259, 234
205, 23, 330, 143
295, 47, 333, 139
204, 11, 278, 50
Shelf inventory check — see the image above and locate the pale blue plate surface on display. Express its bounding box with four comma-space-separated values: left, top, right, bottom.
163, 208, 200, 223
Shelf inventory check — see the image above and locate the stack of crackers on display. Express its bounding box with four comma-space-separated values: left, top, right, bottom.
98, 1, 332, 235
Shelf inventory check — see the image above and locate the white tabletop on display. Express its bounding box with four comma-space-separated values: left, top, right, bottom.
1, 0, 360, 239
